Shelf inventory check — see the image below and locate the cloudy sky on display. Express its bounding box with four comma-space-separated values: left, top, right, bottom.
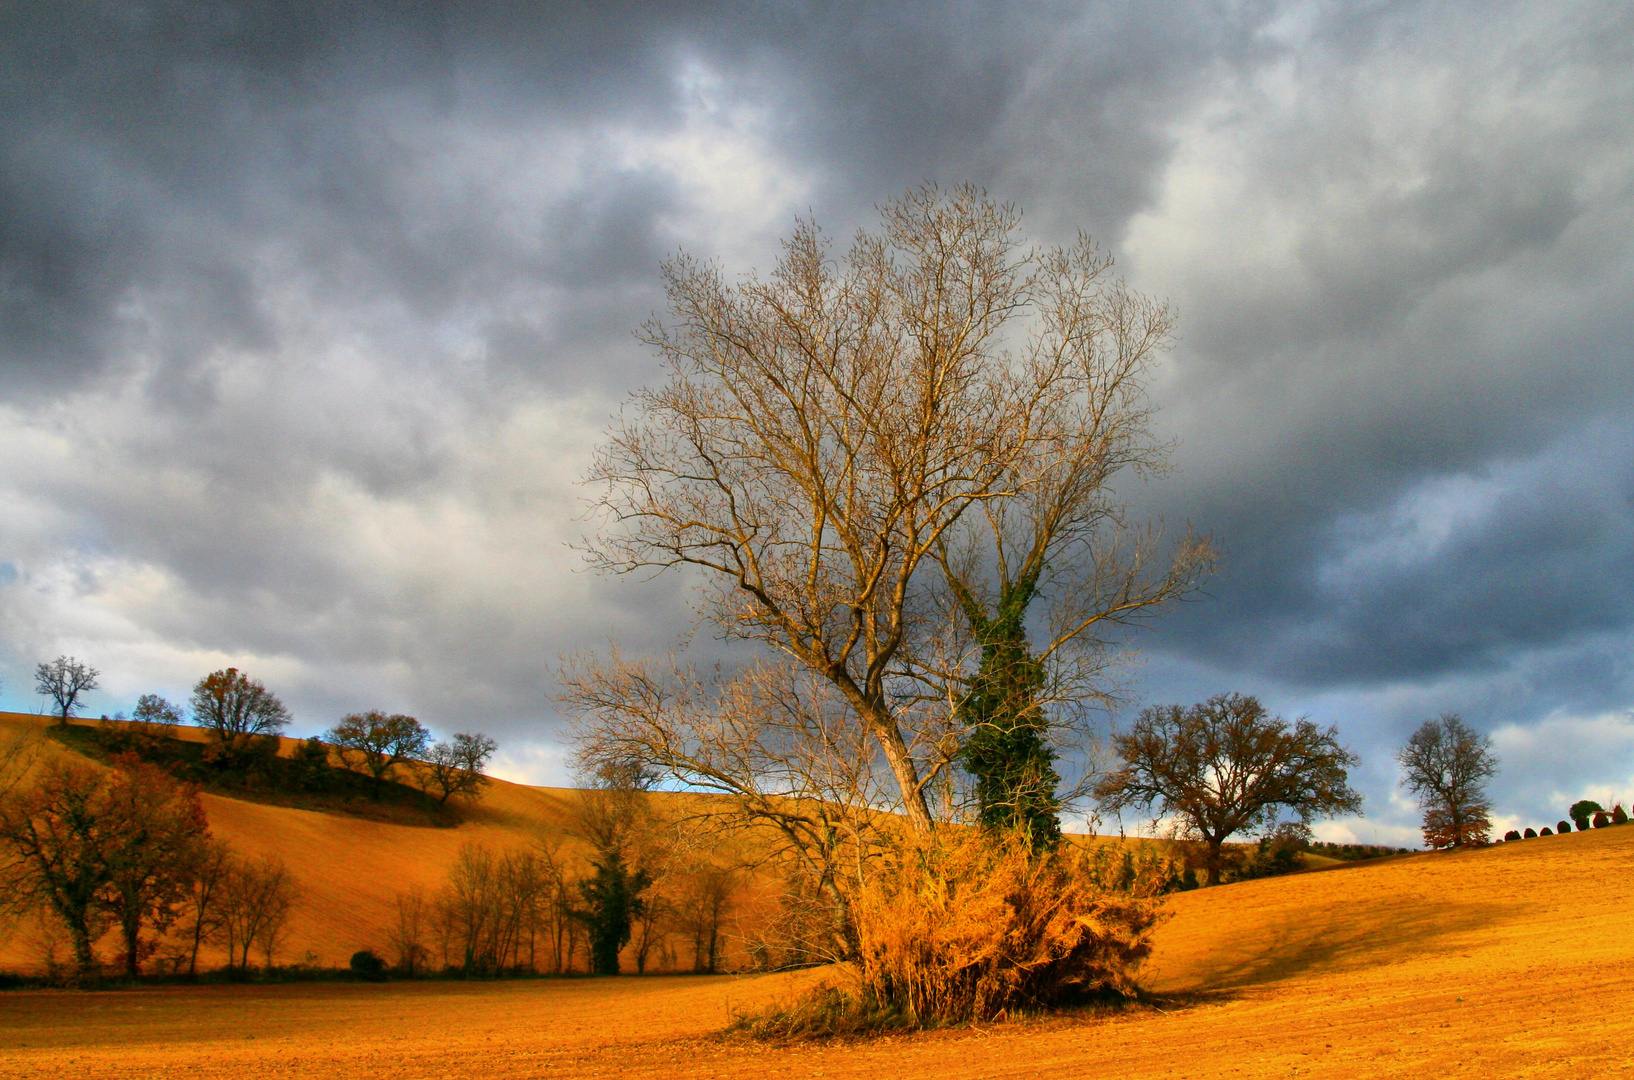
3, 1, 1631, 843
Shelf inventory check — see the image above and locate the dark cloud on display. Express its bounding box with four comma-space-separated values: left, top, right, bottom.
0, 0, 1631, 823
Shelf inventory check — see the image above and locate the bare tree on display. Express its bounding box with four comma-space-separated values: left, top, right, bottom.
218, 853, 300, 974
132, 694, 185, 727
421, 732, 498, 806
1095, 693, 1362, 885
572, 186, 1207, 861
1398, 714, 1497, 849
35, 657, 99, 726
327, 711, 430, 799
388, 887, 432, 975
669, 859, 737, 973
566, 656, 900, 964
179, 838, 233, 978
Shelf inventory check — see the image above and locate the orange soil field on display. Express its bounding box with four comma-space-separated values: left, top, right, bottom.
2, 712, 1632, 1077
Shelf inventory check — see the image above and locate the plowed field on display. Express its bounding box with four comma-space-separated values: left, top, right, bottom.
3, 819, 1630, 1079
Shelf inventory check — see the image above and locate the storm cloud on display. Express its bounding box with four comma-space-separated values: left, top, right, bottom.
2, 0, 1631, 839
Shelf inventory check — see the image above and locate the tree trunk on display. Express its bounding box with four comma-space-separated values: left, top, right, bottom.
1205, 838, 1225, 887
67, 923, 98, 984
870, 716, 934, 834
121, 909, 142, 978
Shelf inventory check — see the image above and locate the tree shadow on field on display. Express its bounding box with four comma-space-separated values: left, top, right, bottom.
1178, 896, 1510, 992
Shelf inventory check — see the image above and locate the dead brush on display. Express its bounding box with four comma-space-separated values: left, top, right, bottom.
851, 832, 1164, 1024
737, 831, 1166, 1038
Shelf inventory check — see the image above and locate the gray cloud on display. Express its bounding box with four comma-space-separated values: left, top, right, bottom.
1, 0, 1631, 826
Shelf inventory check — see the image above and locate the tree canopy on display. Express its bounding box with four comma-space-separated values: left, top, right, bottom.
572, 185, 1209, 851
1095, 693, 1362, 885
1398, 714, 1497, 849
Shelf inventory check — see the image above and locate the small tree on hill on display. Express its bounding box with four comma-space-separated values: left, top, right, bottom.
189, 669, 290, 766
422, 732, 498, 805
327, 711, 430, 799
1398, 714, 1497, 849
1094, 693, 1362, 886
35, 656, 100, 726
132, 694, 184, 727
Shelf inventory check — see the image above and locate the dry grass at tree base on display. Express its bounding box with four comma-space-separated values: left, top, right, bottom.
2, 816, 1633, 1077
735, 831, 1165, 1035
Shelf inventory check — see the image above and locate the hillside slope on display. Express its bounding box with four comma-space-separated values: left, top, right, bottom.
0, 711, 622, 971
1, 804, 1630, 1077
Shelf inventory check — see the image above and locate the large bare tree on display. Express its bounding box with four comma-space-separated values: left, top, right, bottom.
571, 187, 1208, 849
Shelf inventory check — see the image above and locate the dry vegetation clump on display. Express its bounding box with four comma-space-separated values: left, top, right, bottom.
737, 831, 1165, 1038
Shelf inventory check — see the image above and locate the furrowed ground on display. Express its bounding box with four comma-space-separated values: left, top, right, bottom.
1, 826, 1629, 1077
1, 711, 1630, 1078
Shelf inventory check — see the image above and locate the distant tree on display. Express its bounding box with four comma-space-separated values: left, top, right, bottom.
569, 774, 657, 975
1570, 800, 1603, 832
670, 860, 737, 973
179, 838, 233, 978
0, 759, 117, 981
387, 888, 432, 976
421, 732, 498, 806
35, 656, 100, 726
327, 712, 430, 799
217, 853, 300, 974
0, 757, 210, 982
292, 736, 333, 792
575, 850, 651, 976
189, 669, 291, 765
1557, 820, 1573, 835
350, 949, 388, 980
101, 760, 212, 978
1094, 693, 1362, 886
1614, 805, 1628, 825
132, 694, 184, 727
1397, 714, 1498, 850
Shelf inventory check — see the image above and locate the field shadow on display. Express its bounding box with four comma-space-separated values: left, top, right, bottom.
1173, 895, 1510, 992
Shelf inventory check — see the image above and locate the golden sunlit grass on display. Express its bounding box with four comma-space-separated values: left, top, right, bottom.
2, 709, 1631, 1077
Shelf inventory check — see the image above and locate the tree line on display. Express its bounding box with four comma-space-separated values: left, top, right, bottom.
0, 741, 299, 985
377, 784, 741, 979
1, 660, 499, 984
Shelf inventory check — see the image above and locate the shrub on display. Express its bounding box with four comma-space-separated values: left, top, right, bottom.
349, 950, 388, 981
1522, 827, 1537, 839
1503, 830, 1521, 842
1558, 820, 1573, 834
1540, 827, 1553, 836
845, 831, 1161, 1025
1570, 800, 1603, 832
1593, 812, 1610, 829
1614, 805, 1628, 826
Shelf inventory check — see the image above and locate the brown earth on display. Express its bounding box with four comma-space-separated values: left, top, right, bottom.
1, 711, 1630, 1077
